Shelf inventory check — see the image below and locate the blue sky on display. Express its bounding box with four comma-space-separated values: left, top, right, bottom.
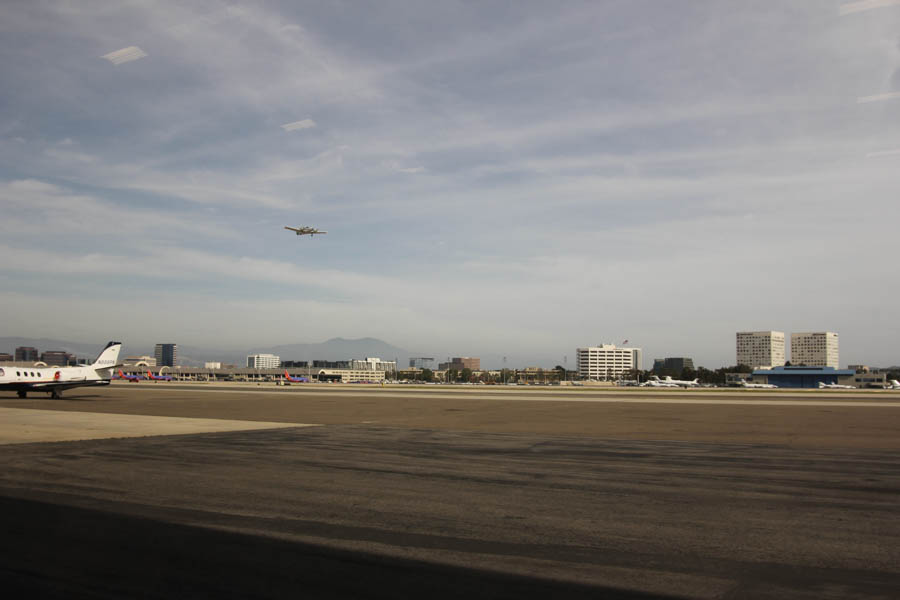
1, 1, 899, 368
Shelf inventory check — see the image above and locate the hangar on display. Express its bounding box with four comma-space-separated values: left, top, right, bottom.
750, 366, 856, 389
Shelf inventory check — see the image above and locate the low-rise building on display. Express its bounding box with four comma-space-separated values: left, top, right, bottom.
438, 357, 481, 371
652, 357, 694, 373
15, 347, 38, 362
40, 351, 74, 366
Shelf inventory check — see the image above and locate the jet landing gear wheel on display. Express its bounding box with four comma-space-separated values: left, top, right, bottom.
16, 390, 26, 399
50, 389, 62, 399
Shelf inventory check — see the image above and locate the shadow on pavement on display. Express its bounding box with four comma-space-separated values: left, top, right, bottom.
0, 495, 683, 600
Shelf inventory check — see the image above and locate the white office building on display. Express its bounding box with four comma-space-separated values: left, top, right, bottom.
791, 332, 839, 368
736, 331, 785, 369
576, 345, 642, 380
349, 357, 397, 374
247, 353, 281, 369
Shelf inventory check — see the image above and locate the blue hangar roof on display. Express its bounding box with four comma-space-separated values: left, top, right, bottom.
752, 366, 854, 376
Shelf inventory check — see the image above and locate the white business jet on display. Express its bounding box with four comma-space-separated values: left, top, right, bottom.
0, 341, 122, 399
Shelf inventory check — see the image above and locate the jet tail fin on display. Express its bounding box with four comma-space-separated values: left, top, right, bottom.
92, 342, 122, 376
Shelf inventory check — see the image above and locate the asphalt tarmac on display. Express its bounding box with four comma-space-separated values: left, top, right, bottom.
0, 384, 898, 599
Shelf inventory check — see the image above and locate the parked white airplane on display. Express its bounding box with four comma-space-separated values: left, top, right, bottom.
739, 381, 778, 389
0, 341, 122, 399
642, 375, 700, 388
818, 381, 855, 390
641, 377, 674, 387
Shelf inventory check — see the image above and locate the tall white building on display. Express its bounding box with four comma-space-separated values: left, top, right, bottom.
576, 344, 642, 380
790, 332, 839, 368
736, 331, 785, 369
247, 353, 281, 369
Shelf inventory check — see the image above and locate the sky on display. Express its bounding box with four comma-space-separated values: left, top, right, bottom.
1, 0, 899, 368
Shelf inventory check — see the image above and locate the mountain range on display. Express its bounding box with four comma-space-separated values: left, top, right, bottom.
0, 336, 414, 367
0, 336, 569, 369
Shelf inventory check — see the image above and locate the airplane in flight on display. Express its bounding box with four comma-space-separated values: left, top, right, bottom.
283, 370, 309, 383
0, 342, 122, 399
739, 380, 778, 389
146, 371, 173, 381
642, 375, 700, 388
116, 369, 142, 382
284, 226, 327, 237
818, 381, 855, 389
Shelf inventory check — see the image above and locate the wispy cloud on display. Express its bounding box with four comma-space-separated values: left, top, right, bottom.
866, 148, 900, 157
281, 119, 316, 132
101, 46, 147, 65
857, 91, 900, 103
839, 0, 900, 15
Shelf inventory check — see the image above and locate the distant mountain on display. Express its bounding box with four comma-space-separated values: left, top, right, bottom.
0, 337, 113, 360
253, 337, 412, 364
0, 336, 415, 367
0, 336, 562, 370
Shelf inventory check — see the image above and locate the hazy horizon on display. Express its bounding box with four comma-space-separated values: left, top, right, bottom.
2, 1, 898, 368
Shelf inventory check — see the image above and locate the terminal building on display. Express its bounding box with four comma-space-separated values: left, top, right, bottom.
790, 332, 839, 368
576, 344, 642, 380
122, 355, 396, 384
124, 355, 157, 367
736, 331, 785, 369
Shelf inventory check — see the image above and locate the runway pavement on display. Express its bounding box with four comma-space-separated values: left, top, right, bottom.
0, 384, 898, 598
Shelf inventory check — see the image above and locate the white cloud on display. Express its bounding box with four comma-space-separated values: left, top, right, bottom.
101, 46, 147, 65
839, 0, 900, 15
0, 179, 239, 240
866, 148, 900, 157
857, 91, 900, 103
281, 119, 316, 132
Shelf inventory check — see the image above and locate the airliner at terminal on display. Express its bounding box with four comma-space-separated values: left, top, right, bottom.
0, 342, 122, 399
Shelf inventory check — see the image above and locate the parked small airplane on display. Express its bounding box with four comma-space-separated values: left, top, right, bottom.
739, 381, 778, 389
146, 371, 173, 381
641, 377, 678, 388
116, 369, 142, 382
642, 375, 699, 388
818, 381, 855, 389
0, 342, 122, 399
283, 370, 309, 383
284, 226, 326, 237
